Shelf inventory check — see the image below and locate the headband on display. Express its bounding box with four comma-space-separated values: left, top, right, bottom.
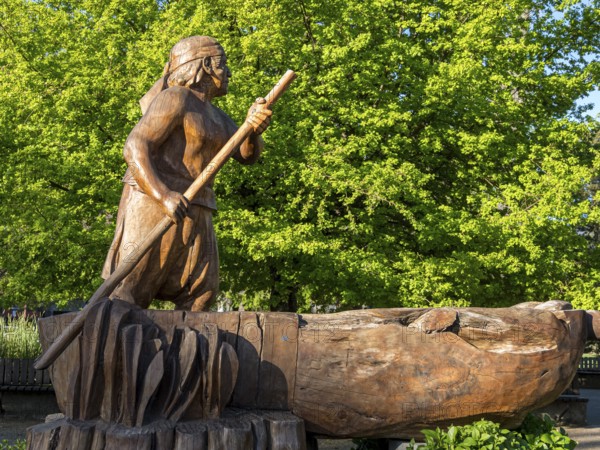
168, 44, 224, 73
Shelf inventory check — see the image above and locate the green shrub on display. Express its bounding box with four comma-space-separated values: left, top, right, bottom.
584, 341, 600, 357
0, 439, 26, 450
0, 317, 42, 359
407, 414, 576, 449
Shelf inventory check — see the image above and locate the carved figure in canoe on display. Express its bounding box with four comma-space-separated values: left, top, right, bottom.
102, 36, 272, 311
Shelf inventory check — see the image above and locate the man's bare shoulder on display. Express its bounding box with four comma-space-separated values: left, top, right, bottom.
147, 86, 206, 116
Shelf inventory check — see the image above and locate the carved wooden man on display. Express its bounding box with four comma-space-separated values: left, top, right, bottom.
102, 36, 271, 311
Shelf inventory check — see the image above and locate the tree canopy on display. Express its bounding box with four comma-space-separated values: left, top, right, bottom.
0, 0, 599, 311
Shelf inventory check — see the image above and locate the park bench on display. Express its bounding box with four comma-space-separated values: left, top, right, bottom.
0, 358, 53, 393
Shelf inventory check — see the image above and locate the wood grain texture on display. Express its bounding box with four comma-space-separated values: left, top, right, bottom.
154, 420, 176, 450
36, 299, 241, 430
183, 311, 240, 348
263, 410, 307, 450
217, 343, 239, 413
104, 424, 153, 450
231, 312, 263, 407
79, 300, 110, 420
100, 300, 131, 422
586, 309, 600, 340
120, 324, 143, 427
26, 419, 62, 450
136, 349, 164, 426
247, 415, 268, 450
293, 307, 587, 438
90, 420, 110, 450
65, 337, 82, 419
175, 421, 208, 450
55, 420, 95, 450
207, 419, 253, 450
203, 322, 220, 418
257, 312, 299, 410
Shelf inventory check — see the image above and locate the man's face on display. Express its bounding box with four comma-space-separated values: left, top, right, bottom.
210, 54, 231, 97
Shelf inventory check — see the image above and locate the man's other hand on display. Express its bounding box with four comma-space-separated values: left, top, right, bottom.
246, 97, 272, 135
162, 190, 190, 223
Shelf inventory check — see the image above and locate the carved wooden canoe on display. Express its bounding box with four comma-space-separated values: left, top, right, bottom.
37, 300, 599, 440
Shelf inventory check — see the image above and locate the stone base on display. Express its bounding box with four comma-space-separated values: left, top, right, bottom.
27, 408, 307, 450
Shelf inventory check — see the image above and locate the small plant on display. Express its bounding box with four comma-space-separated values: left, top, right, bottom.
406, 414, 576, 449
0, 439, 26, 450
519, 414, 576, 449
0, 316, 42, 359
584, 341, 600, 357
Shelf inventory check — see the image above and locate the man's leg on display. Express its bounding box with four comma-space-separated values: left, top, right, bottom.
169, 207, 219, 311
106, 188, 180, 309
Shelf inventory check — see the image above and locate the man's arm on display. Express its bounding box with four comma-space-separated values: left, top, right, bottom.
123, 87, 190, 223
235, 133, 264, 165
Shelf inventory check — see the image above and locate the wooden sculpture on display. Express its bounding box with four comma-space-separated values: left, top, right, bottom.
25, 35, 600, 450
33, 38, 296, 371
28, 300, 600, 449
28, 35, 302, 450
101, 35, 275, 313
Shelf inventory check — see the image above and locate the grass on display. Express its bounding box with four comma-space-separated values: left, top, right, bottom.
0, 440, 25, 450
0, 317, 42, 359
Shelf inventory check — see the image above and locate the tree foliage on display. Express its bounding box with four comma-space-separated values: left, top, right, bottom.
0, 0, 598, 311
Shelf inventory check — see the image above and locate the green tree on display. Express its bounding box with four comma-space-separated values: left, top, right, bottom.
0, 0, 598, 312
0, 0, 158, 306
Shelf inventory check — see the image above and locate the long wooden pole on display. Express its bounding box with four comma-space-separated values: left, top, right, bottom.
35, 70, 297, 370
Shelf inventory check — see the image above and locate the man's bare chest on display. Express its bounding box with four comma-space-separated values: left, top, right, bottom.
151, 96, 236, 183
182, 108, 230, 157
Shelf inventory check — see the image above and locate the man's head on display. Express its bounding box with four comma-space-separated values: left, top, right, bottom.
165, 36, 231, 96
